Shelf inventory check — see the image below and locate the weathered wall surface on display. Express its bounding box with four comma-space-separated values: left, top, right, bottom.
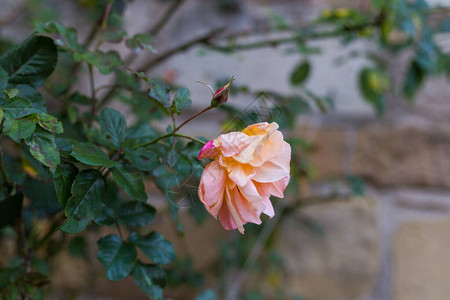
1, 0, 450, 300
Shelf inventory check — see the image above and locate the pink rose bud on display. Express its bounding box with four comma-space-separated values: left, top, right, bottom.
197, 122, 291, 234
210, 77, 234, 107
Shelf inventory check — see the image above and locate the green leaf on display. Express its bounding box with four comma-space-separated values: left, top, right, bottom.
0, 67, 8, 92
290, 61, 311, 86
2, 113, 36, 143
148, 80, 170, 108
60, 170, 105, 233
359, 68, 386, 116
1, 97, 32, 118
129, 232, 175, 265
68, 105, 78, 124
25, 129, 60, 172
173, 88, 192, 115
55, 138, 78, 158
132, 261, 165, 300
36, 21, 83, 52
75, 51, 122, 75
404, 60, 426, 100
166, 149, 177, 168
0, 192, 23, 229
126, 34, 155, 53
97, 234, 137, 281
36, 112, 63, 134
53, 162, 78, 208
124, 148, 159, 171
119, 201, 156, 226
16, 84, 47, 111
99, 108, 127, 147
4, 88, 19, 99
71, 142, 115, 167
0, 108, 3, 122
0, 34, 57, 87
104, 30, 127, 43
111, 163, 147, 201
69, 92, 92, 105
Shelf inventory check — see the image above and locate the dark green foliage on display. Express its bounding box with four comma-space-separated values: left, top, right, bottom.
0, 35, 57, 87
97, 234, 137, 281
60, 170, 105, 233
129, 232, 176, 265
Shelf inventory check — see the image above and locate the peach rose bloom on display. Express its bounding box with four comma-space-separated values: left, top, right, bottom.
197, 122, 291, 234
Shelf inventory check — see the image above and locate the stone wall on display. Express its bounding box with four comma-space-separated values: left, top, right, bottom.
1, 0, 450, 300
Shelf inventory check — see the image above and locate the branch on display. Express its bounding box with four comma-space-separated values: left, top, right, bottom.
149, 0, 185, 36
137, 27, 225, 72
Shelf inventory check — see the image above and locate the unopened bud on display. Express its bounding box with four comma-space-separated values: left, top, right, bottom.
210, 77, 234, 107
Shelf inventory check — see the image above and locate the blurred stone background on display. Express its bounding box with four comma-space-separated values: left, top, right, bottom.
1, 0, 450, 299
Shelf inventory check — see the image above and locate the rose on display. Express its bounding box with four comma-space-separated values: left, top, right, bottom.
197, 122, 291, 234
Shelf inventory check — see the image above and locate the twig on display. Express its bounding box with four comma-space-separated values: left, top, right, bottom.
149, 0, 185, 36
137, 27, 225, 72
175, 106, 212, 132
131, 132, 205, 150
94, 0, 114, 51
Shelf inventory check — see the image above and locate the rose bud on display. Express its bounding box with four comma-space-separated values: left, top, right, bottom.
210, 77, 234, 107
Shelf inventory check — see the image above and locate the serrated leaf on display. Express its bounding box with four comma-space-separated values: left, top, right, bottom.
99, 108, 127, 147
53, 162, 78, 208
0, 34, 57, 87
60, 170, 105, 233
2, 112, 36, 143
1, 97, 32, 118
124, 148, 159, 171
104, 30, 127, 43
97, 234, 137, 281
69, 92, 92, 105
36, 21, 83, 52
55, 137, 78, 158
290, 61, 311, 86
71, 142, 115, 167
111, 163, 147, 201
119, 201, 156, 226
15, 84, 47, 111
173, 88, 191, 115
34, 112, 63, 134
132, 261, 165, 300
129, 232, 175, 265
25, 129, 60, 172
148, 81, 170, 107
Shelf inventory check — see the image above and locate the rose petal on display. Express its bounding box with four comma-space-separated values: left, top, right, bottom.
249, 130, 284, 167
238, 180, 266, 212
252, 141, 291, 183
232, 186, 261, 225
198, 140, 219, 160
198, 160, 226, 218
216, 132, 251, 157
